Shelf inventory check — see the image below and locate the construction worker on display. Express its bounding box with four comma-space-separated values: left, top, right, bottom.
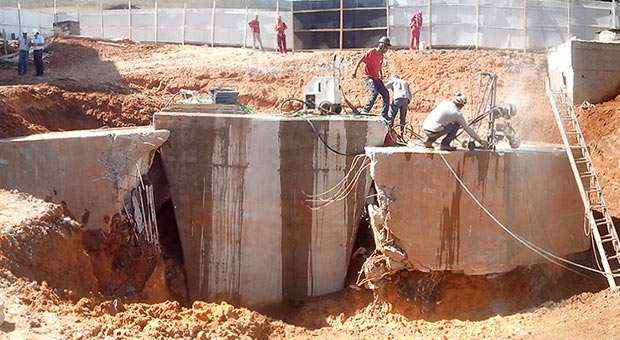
248, 15, 263, 51
422, 93, 486, 151
352, 36, 391, 121
385, 75, 411, 128
275, 16, 288, 54
17, 32, 30, 76
410, 10, 423, 51
32, 30, 45, 77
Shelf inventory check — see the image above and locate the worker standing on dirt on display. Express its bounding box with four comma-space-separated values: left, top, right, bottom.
248, 15, 264, 51
32, 30, 45, 77
17, 32, 31, 76
422, 93, 486, 151
352, 37, 391, 121
385, 75, 411, 128
275, 16, 288, 54
410, 10, 423, 51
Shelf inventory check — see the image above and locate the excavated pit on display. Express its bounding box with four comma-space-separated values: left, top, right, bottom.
0, 134, 611, 337
1, 36, 619, 337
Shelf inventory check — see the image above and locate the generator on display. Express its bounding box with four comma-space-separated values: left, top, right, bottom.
303, 76, 343, 114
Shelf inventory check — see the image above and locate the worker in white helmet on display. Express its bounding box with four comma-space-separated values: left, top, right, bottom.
32, 29, 45, 76
422, 92, 486, 151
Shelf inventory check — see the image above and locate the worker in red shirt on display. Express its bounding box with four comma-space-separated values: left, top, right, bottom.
352, 37, 391, 121
275, 16, 288, 54
410, 11, 423, 51
248, 15, 263, 51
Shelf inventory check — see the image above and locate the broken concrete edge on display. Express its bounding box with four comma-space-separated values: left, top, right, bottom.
0, 126, 170, 236
357, 143, 588, 289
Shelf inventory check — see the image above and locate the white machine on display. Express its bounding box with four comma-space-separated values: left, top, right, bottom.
303, 76, 343, 114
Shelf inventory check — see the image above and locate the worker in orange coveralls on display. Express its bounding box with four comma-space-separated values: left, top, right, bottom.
410, 10, 423, 51
248, 15, 264, 51
275, 16, 288, 54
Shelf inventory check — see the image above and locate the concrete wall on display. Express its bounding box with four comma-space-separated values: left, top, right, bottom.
0, 127, 168, 232
153, 111, 386, 307
548, 39, 620, 105
366, 144, 589, 275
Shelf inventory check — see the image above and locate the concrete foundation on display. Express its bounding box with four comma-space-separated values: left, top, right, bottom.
0, 127, 169, 231
153, 112, 386, 307
548, 39, 620, 105
365, 145, 589, 275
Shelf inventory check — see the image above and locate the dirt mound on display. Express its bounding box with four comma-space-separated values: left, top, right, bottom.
0, 84, 163, 138
0, 190, 612, 338
579, 96, 620, 215
0, 190, 98, 295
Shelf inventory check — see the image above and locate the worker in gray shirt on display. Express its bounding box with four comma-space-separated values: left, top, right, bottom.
422, 92, 486, 151
385, 75, 411, 128
17, 32, 30, 76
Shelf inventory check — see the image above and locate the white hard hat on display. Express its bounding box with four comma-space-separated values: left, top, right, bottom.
32, 29, 39, 34
453, 92, 467, 106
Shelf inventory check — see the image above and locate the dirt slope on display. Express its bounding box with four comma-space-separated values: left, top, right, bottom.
0, 36, 557, 143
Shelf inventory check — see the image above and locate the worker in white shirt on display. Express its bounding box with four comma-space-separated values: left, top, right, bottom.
422, 92, 486, 151
17, 32, 31, 76
385, 75, 411, 128
32, 30, 45, 76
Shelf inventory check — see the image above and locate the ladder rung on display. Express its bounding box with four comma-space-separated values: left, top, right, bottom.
575, 159, 590, 165
601, 235, 616, 243
569, 145, 587, 149
597, 220, 610, 227
607, 254, 620, 260
595, 218, 607, 223
581, 172, 594, 178
591, 204, 604, 210
589, 188, 602, 194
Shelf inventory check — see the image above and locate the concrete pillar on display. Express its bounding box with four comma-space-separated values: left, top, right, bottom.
365, 145, 589, 275
153, 112, 386, 307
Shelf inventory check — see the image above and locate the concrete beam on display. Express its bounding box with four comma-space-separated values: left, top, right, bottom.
365, 145, 589, 275
548, 39, 620, 105
0, 127, 169, 231
153, 112, 386, 307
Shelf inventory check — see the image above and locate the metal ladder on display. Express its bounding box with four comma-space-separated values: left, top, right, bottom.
547, 83, 620, 289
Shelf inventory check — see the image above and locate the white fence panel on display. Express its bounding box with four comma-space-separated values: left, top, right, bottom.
0, 1, 617, 50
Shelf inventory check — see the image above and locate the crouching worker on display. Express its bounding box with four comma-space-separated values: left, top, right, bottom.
422, 92, 486, 151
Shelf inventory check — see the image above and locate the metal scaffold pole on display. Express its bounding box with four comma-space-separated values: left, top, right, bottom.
100, 0, 104, 38
567, 0, 571, 39
76, 1, 80, 34
339, 0, 344, 50
428, 0, 432, 49
211, 0, 216, 47
613, 0, 618, 29
155, 1, 158, 44
243, 1, 248, 48
128, 0, 132, 41
17, 0, 22, 35
182, 2, 186, 45
53, 0, 57, 28
475, 0, 480, 48
386, 0, 390, 38
523, 0, 528, 51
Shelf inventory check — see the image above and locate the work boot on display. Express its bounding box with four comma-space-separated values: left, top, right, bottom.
423, 140, 434, 148
440, 144, 457, 151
